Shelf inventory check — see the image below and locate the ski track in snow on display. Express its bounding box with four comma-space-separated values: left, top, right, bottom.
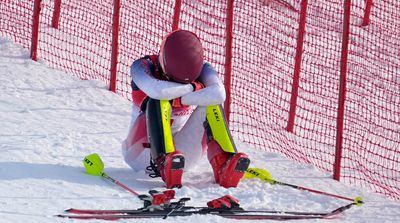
0, 38, 399, 223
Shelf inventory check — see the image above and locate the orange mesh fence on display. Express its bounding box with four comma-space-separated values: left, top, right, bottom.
342, 0, 400, 198
0, 0, 33, 48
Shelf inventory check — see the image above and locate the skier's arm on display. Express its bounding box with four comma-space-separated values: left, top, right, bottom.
180, 63, 226, 106
130, 58, 194, 100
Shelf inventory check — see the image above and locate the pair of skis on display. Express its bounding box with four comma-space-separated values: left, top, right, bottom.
59, 153, 362, 220
58, 191, 358, 220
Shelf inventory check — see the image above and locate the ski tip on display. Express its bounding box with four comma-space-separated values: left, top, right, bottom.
354, 197, 364, 206
64, 208, 87, 214
55, 214, 67, 218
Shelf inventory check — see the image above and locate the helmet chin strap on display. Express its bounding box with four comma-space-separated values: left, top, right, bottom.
161, 72, 171, 81
157, 55, 171, 81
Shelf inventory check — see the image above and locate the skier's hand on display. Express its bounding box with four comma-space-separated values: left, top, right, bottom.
170, 81, 204, 108
191, 81, 205, 91
170, 97, 188, 108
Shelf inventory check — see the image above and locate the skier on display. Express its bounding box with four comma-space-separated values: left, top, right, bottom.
122, 29, 250, 189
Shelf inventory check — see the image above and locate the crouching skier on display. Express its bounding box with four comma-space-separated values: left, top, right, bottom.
121, 30, 250, 189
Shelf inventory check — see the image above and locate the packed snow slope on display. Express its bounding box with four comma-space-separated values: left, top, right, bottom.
0, 38, 399, 223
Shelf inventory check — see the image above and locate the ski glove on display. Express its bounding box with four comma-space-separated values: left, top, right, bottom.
191, 81, 205, 91
170, 81, 205, 108
170, 97, 186, 108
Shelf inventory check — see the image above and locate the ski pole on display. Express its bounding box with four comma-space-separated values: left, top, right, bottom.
83, 153, 140, 196
83, 153, 176, 206
244, 167, 363, 206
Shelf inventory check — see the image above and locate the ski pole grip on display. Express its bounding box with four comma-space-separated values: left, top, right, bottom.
354, 197, 363, 206
83, 153, 104, 176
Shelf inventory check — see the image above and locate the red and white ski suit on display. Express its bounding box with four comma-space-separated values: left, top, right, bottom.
122, 56, 226, 171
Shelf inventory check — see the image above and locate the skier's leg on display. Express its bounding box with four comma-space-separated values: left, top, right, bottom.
205, 105, 250, 188
122, 112, 150, 171
173, 107, 208, 170
146, 98, 184, 188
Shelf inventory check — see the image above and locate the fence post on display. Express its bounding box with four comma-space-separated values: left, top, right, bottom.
333, 0, 351, 181
223, 0, 234, 122
30, 0, 42, 61
52, 0, 62, 29
172, 0, 182, 31
109, 0, 121, 92
286, 0, 308, 132
362, 0, 373, 26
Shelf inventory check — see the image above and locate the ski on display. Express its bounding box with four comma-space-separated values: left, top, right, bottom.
57, 186, 358, 220
58, 201, 357, 220
65, 206, 329, 216
57, 213, 336, 220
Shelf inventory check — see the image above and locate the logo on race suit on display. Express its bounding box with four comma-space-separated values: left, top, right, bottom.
171, 106, 195, 118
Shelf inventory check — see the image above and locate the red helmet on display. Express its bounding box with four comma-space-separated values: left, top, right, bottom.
159, 30, 204, 83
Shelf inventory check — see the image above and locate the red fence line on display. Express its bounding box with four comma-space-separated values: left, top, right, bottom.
223, 0, 235, 121
334, 0, 352, 181
109, 0, 121, 92
362, 0, 373, 26
286, 0, 308, 133
30, 0, 41, 61
51, 0, 62, 29
172, 0, 182, 31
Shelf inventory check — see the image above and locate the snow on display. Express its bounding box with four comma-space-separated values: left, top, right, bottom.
0, 37, 399, 223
